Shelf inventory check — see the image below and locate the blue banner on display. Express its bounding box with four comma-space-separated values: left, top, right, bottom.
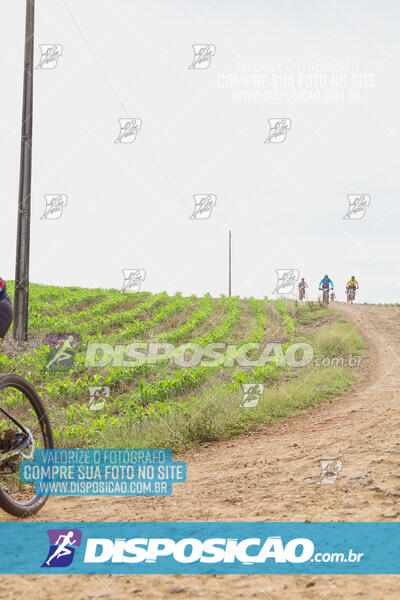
0, 522, 399, 574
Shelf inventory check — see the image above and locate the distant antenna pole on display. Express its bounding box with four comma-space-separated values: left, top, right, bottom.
14, 0, 35, 341
228, 230, 232, 297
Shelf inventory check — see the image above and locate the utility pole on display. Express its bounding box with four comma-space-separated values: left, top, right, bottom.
14, 0, 35, 341
228, 230, 232, 297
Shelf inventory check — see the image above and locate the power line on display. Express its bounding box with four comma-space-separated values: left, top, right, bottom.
62, 0, 130, 116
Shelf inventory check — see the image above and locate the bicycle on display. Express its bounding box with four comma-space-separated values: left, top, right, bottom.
0, 374, 53, 517
347, 287, 357, 304
298, 287, 306, 301
319, 287, 332, 305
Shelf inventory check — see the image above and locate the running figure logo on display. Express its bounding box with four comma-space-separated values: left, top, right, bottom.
189, 195, 217, 220
272, 269, 299, 295
188, 44, 216, 69
41, 529, 82, 568
44, 334, 82, 372
88, 386, 110, 411
343, 194, 371, 220
36, 44, 63, 69
265, 118, 291, 143
317, 457, 342, 485
114, 118, 142, 143
122, 269, 146, 292
41, 194, 68, 220
240, 383, 264, 408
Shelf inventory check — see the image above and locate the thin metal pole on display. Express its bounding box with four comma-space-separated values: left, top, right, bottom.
228, 230, 232, 297
14, 0, 35, 341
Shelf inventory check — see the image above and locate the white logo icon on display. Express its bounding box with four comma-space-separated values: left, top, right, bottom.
41, 195, 68, 220
317, 457, 342, 485
115, 118, 142, 143
36, 44, 63, 69
265, 118, 292, 143
188, 44, 216, 70
343, 194, 371, 220
240, 383, 264, 408
88, 387, 110, 411
189, 195, 217, 220
272, 269, 299, 295
122, 269, 146, 292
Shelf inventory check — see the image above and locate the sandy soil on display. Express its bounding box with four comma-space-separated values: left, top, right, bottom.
1, 302, 400, 598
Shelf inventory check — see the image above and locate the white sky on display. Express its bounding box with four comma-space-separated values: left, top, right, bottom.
1, 0, 399, 302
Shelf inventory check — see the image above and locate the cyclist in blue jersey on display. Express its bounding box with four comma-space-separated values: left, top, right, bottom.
319, 275, 334, 305
319, 275, 334, 291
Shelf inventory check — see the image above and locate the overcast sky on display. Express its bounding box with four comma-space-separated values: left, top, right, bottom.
1, 0, 399, 302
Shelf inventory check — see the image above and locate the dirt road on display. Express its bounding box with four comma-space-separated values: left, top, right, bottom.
1, 302, 400, 598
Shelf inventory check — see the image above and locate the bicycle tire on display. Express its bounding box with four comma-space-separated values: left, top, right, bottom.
0, 374, 54, 517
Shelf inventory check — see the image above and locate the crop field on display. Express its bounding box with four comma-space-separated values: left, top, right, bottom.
0, 283, 364, 451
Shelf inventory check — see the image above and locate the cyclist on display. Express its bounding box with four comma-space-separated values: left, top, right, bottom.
319, 275, 334, 291
0, 277, 13, 348
346, 275, 359, 302
346, 276, 359, 293
298, 278, 308, 300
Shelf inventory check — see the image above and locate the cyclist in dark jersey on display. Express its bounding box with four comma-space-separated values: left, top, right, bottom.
0, 278, 13, 347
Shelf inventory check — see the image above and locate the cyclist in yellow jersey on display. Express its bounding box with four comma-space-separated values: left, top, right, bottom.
346, 276, 359, 291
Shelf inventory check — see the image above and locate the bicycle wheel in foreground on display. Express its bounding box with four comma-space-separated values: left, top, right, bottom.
0, 374, 54, 517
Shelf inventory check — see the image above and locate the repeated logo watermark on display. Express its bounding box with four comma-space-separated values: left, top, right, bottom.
85, 340, 304, 368
189, 194, 217, 220
85, 341, 363, 371
88, 386, 110, 411
240, 383, 264, 408
114, 118, 142, 143
264, 118, 291, 143
36, 44, 63, 69
42, 334, 362, 373
83, 341, 363, 370
317, 457, 342, 485
122, 269, 146, 292
41, 194, 68, 220
343, 194, 371, 220
189, 44, 216, 70
218, 57, 376, 104
44, 334, 82, 372
272, 269, 299, 295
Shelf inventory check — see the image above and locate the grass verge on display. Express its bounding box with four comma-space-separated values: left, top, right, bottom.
99, 313, 364, 452
101, 365, 359, 452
